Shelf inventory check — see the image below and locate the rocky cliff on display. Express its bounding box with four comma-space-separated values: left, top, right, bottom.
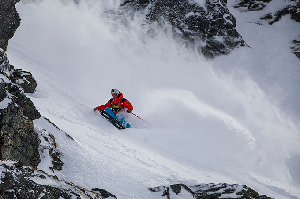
110, 0, 300, 60
117, 0, 247, 59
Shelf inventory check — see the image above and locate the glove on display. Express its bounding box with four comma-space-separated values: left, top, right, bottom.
127, 109, 132, 113
94, 108, 98, 111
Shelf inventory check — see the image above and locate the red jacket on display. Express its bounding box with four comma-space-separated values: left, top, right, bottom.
95, 93, 133, 114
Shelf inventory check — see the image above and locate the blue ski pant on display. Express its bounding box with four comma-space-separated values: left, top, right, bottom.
105, 107, 131, 128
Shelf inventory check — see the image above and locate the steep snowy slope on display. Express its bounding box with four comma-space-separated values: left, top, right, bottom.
6, 0, 300, 198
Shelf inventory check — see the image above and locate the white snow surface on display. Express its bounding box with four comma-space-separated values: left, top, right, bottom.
0, 97, 11, 110
6, 0, 300, 198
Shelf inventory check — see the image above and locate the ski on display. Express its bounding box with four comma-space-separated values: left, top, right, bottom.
99, 110, 125, 130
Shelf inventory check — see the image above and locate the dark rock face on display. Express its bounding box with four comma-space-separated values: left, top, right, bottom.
0, 0, 21, 51
119, 0, 246, 59
0, 162, 116, 199
10, 68, 38, 93
0, 103, 40, 169
1, 49, 41, 168
149, 183, 272, 199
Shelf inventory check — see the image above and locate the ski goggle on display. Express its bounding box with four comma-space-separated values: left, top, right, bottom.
111, 89, 120, 95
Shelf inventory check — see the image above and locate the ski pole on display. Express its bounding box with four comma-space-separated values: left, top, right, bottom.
131, 112, 150, 125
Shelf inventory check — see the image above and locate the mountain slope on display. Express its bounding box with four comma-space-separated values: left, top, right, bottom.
5, 0, 300, 198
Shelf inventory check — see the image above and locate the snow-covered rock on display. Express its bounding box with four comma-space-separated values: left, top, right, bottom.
235, 0, 300, 59
0, 161, 117, 199
117, 0, 247, 59
149, 183, 271, 199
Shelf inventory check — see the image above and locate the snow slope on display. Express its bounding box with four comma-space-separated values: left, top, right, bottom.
6, 0, 300, 198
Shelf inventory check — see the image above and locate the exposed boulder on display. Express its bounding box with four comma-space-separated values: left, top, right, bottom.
10, 68, 38, 93
118, 0, 246, 59
149, 183, 272, 199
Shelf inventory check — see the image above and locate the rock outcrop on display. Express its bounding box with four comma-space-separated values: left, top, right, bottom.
37, 121, 65, 171
0, 161, 117, 199
149, 183, 272, 199
117, 0, 247, 59
0, 0, 21, 51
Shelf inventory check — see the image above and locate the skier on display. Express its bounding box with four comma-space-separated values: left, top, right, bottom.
94, 88, 133, 128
